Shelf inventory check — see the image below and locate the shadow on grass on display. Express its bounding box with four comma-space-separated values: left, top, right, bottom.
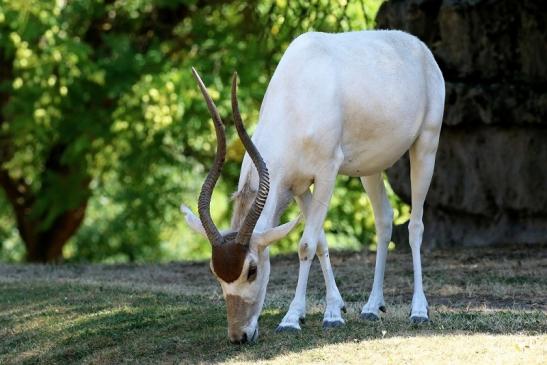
0, 281, 545, 364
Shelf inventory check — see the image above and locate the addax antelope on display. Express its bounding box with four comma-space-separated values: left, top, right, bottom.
182, 30, 445, 344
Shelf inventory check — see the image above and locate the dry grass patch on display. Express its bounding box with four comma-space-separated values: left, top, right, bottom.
239, 334, 546, 365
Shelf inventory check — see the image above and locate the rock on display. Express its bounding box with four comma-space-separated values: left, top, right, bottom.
376, 0, 547, 248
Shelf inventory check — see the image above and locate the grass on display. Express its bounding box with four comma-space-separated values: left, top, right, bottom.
0, 244, 546, 364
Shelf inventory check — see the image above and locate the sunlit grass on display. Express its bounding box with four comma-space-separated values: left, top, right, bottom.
253, 335, 546, 365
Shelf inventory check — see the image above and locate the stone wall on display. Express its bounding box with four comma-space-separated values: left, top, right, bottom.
376, 0, 547, 247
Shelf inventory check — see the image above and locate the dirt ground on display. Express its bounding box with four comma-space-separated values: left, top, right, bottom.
1, 243, 546, 364
1, 243, 545, 312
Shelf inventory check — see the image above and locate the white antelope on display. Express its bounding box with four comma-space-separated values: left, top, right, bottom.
182, 30, 444, 344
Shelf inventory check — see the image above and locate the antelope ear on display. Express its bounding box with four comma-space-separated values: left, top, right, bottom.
253, 215, 302, 248
180, 204, 206, 238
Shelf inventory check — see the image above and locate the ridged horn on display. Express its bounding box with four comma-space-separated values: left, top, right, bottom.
231, 72, 270, 246
192, 67, 225, 246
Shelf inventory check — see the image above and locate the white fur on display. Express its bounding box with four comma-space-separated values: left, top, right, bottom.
184, 30, 444, 338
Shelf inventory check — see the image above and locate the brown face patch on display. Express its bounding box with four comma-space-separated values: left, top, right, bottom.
211, 234, 248, 283
225, 294, 254, 339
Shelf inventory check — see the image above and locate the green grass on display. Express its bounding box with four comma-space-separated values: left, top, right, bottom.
1, 245, 546, 364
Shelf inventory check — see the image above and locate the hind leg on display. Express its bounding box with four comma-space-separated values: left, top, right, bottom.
360, 173, 393, 321
408, 123, 441, 323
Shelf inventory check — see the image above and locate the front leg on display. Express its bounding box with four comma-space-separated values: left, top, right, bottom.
277, 169, 341, 332
278, 235, 346, 331
317, 237, 346, 328
298, 192, 345, 328
276, 260, 312, 331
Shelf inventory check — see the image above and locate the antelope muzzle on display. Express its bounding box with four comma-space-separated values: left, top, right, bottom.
226, 294, 259, 344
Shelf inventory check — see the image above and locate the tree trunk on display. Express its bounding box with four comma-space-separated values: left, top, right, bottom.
24, 204, 87, 262
0, 167, 89, 263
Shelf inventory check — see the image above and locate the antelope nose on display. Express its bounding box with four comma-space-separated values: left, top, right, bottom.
230, 332, 248, 345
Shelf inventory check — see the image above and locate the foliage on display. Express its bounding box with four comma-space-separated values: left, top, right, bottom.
0, 0, 405, 263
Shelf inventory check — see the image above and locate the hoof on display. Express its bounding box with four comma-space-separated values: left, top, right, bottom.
299, 317, 305, 325
323, 320, 344, 329
276, 325, 300, 333
341, 306, 347, 313
360, 312, 380, 321
410, 316, 430, 324
379, 305, 387, 313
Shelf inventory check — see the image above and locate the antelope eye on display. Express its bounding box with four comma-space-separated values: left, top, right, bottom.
247, 264, 257, 281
